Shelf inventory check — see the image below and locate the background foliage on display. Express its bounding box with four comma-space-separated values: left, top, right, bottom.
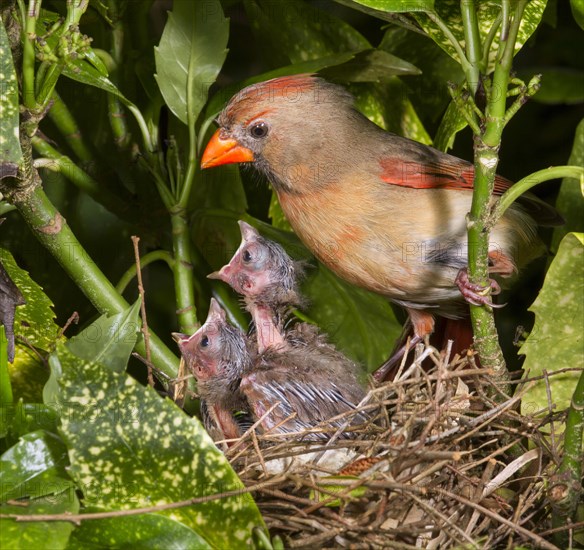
0, 0, 582, 547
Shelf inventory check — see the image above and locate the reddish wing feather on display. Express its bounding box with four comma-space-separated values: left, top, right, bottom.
379, 158, 513, 196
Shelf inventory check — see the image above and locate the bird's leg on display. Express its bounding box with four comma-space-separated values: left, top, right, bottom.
372, 309, 433, 382
455, 250, 514, 307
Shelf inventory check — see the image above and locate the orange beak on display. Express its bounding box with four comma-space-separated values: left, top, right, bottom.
200, 129, 254, 169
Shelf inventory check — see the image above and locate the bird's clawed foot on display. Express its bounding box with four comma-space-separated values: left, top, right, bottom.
455, 268, 505, 308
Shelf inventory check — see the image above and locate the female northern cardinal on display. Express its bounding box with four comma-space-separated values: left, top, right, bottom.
201, 74, 561, 344
173, 299, 253, 448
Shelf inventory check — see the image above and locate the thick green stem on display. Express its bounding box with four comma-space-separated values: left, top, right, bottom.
460, 0, 482, 93
463, 0, 529, 397
22, 0, 39, 109
170, 208, 198, 334
107, 18, 131, 149
551, 369, 584, 547
12, 186, 180, 381
47, 91, 93, 161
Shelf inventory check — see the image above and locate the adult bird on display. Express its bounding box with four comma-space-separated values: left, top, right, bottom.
201, 74, 561, 353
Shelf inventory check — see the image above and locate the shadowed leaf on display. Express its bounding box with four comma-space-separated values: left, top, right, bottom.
155, 0, 228, 125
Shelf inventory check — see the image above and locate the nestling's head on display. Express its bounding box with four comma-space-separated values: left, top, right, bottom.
208, 221, 302, 307
172, 298, 248, 384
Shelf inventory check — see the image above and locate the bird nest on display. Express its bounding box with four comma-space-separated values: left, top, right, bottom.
221, 341, 566, 548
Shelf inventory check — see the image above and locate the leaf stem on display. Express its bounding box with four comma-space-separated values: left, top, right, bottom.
116, 250, 175, 294
496, 166, 584, 220
47, 91, 93, 161
481, 13, 502, 70
424, 9, 473, 82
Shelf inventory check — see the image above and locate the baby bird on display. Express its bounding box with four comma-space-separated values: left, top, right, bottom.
210, 221, 305, 352
173, 298, 252, 449
209, 222, 370, 437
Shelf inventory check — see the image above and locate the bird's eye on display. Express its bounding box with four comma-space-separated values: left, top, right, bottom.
249, 121, 269, 139
200, 335, 209, 348
242, 249, 253, 263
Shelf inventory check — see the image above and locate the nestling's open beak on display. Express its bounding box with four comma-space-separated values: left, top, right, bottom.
201, 129, 254, 169
171, 332, 189, 344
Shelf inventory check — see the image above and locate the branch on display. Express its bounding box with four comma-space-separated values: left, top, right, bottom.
460, 0, 482, 93
464, 0, 530, 397
11, 186, 180, 382
496, 166, 584, 220
0, 478, 283, 524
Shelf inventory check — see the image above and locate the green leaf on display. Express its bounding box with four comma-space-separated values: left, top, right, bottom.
520, 233, 584, 420
1, 327, 12, 403
68, 513, 211, 549
551, 119, 584, 253
54, 344, 265, 547
434, 99, 469, 152
0, 14, 23, 167
0, 249, 59, 352
518, 67, 584, 105
67, 300, 141, 373
379, 26, 464, 122
336, 0, 434, 13
43, 301, 141, 407
154, 0, 229, 125
0, 492, 80, 550
571, 0, 584, 30
321, 49, 421, 82
269, 192, 292, 231
350, 79, 432, 144
414, 0, 547, 73
0, 430, 73, 503
8, 349, 49, 403
62, 59, 129, 101
244, 0, 370, 66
